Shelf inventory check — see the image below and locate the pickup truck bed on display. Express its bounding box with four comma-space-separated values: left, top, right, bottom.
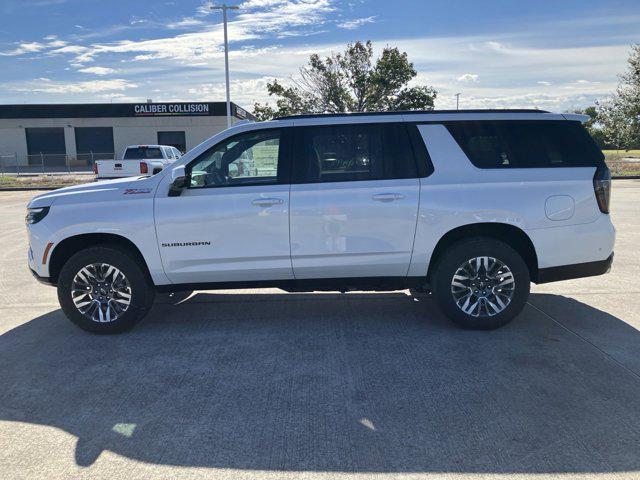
94, 145, 181, 179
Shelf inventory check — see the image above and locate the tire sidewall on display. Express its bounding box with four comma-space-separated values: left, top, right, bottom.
57, 246, 154, 334
432, 237, 530, 330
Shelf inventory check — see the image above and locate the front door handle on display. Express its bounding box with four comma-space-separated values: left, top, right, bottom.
372, 193, 404, 202
252, 198, 284, 207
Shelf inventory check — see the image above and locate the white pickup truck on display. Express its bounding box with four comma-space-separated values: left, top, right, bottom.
94, 145, 182, 179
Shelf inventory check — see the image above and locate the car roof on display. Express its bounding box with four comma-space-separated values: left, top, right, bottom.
276, 109, 549, 120
261, 109, 585, 126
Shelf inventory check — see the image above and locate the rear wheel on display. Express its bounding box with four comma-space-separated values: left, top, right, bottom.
431, 237, 530, 330
57, 245, 155, 334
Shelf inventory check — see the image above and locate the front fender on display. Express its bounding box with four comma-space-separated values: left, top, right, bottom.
34, 181, 168, 285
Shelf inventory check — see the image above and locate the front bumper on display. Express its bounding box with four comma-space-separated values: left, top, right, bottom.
535, 252, 614, 284
29, 266, 55, 286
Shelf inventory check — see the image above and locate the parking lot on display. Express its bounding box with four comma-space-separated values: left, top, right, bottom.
1, 181, 639, 480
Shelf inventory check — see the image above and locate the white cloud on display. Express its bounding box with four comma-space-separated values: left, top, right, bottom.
187, 76, 274, 104
168, 17, 205, 29
197, 1, 215, 16
457, 73, 479, 83
0, 41, 47, 56
77, 66, 118, 75
47, 40, 68, 48
48, 45, 89, 55
537, 81, 552, 86
45, 0, 333, 65
13, 78, 137, 94
571, 79, 599, 85
337, 16, 376, 30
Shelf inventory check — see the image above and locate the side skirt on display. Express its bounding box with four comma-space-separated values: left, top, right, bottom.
156, 276, 429, 294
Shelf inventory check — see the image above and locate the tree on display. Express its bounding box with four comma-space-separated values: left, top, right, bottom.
253, 41, 437, 120
574, 105, 607, 148
597, 44, 640, 150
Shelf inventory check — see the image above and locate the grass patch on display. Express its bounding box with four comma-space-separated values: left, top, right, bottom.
0, 175, 92, 188
602, 150, 640, 176
602, 149, 640, 157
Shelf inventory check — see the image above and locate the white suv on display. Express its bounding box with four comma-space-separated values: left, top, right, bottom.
26, 110, 615, 333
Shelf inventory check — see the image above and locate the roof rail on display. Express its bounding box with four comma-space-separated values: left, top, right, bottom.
275, 109, 550, 120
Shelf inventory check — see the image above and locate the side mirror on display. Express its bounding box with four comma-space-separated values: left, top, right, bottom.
168, 165, 188, 197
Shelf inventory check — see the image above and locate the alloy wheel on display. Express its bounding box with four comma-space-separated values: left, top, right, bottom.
71, 263, 132, 323
450, 256, 515, 317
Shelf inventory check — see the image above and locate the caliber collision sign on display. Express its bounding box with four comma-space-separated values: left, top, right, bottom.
134, 103, 210, 116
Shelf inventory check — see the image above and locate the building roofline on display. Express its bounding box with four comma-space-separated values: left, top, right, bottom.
0, 101, 256, 120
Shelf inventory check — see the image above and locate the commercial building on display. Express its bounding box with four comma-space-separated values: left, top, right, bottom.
0, 101, 254, 172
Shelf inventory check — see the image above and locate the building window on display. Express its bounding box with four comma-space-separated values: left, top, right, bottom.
75, 127, 115, 164
158, 131, 186, 153
25, 127, 66, 166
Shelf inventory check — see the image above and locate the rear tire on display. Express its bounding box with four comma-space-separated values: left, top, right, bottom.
431, 237, 530, 330
57, 245, 155, 334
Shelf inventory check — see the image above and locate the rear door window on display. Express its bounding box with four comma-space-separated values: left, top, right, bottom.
124, 147, 163, 160
293, 123, 419, 183
446, 121, 604, 168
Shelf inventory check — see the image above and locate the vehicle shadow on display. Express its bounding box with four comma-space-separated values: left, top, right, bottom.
2, 291, 640, 473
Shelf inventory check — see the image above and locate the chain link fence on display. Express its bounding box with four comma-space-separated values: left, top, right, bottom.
0, 152, 115, 176
603, 150, 640, 177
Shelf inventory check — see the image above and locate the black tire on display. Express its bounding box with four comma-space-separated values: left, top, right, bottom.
431, 237, 530, 330
57, 245, 155, 334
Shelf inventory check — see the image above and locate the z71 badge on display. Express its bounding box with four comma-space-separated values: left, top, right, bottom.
123, 188, 152, 195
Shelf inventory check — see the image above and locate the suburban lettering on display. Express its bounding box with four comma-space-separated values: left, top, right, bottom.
161, 241, 212, 247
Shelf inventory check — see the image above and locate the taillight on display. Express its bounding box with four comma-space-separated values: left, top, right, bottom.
593, 166, 611, 214
140, 162, 149, 174
92, 163, 98, 174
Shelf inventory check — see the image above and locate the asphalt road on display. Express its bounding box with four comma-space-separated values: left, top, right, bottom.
1, 182, 639, 480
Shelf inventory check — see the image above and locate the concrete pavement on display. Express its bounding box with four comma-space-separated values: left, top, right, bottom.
1, 182, 640, 480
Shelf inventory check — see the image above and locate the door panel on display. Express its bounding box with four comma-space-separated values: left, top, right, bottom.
155, 184, 292, 284
290, 178, 420, 278
154, 127, 293, 284
288, 122, 421, 279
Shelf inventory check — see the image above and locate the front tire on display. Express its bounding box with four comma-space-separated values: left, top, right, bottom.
431, 237, 530, 330
57, 245, 155, 334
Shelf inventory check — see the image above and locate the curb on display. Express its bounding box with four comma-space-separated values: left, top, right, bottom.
612, 176, 640, 180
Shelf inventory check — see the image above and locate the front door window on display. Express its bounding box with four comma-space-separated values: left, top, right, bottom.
188, 130, 281, 188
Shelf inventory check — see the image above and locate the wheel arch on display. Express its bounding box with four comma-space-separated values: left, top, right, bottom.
48, 233, 151, 285
426, 223, 539, 283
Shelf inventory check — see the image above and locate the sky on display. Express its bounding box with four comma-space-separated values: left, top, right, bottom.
0, 0, 639, 112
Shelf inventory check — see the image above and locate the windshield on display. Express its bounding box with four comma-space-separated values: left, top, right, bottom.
123, 147, 163, 159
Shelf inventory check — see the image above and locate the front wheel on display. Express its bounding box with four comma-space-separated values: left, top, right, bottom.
431, 237, 530, 330
57, 245, 155, 334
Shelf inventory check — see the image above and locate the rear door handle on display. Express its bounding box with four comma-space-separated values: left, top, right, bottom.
252, 198, 284, 207
372, 193, 404, 202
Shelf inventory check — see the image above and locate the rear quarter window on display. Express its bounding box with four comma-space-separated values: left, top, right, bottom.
445, 120, 605, 168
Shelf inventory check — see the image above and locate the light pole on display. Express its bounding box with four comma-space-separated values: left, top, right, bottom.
211, 4, 239, 128
455, 93, 461, 110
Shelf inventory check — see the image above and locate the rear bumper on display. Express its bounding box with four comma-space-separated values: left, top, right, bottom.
535, 253, 614, 284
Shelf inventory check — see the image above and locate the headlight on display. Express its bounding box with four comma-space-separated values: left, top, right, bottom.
25, 206, 50, 225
